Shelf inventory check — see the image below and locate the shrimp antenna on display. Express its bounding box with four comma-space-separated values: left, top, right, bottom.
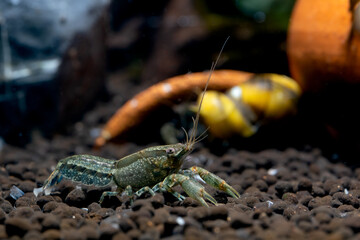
187, 36, 230, 149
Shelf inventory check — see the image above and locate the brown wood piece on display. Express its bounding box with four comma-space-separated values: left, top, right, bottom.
94, 70, 252, 147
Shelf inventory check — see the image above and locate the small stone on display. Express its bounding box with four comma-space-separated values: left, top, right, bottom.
52, 205, 86, 219
42, 229, 60, 240
9, 206, 34, 218
283, 205, 309, 219
244, 186, 261, 194
252, 180, 268, 192
15, 196, 35, 207
78, 225, 100, 240
271, 200, 288, 214
323, 180, 339, 193
5, 217, 33, 237
329, 185, 344, 195
184, 226, 212, 239
18, 181, 36, 193
350, 181, 360, 190
119, 218, 136, 233
150, 194, 164, 209
42, 214, 60, 230
297, 220, 315, 232
253, 202, 272, 217
31, 205, 41, 212
261, 174, 277, 185
169, 206, 187, 216
312, 186, 325, 197
60, 229, 86, 240
331, 199, 342, 208
23, 230, 42, 240
296, 191, 313, 206
308, 196, 332, 210
315, 212, 332, 224
275, 181, 293, 195
333, 192, 360, 208
54, 181, 75, 200
28, 211, 45, 226
208, 206, 228, 220
113, 232, 131, 240
282, 193, 298, 204
332, 227, 354, 239
344, 216, 360, 233
88, 202, 101, 213
43, 202, 60, 213
307, 230, 328, 239
152, 208, 170, 225
6, 164, 26, 179
0, 199, 13, 214
23, 172, 36, 181
311, 205, 337, 216
189, 207, 208, 220
0, 225, 7, 239
202, 219, 228, 232
129, 206, 153, 221
297, 178, 313, 191
94, 208, 115, 219
132, 199, 151, 211
216, 229, 238, 239
231, 203, 252, 213
242, 196, 260, 208
60, 218, 78, 231
320, 218, 342, 233
126, 229, 141, 240
99, 222, 118, 239
65, 189, 86, 208
0, 208, 6, 224
180, 197, 201, 207
338, 204, 355, 213
229, 212, 253, 229
36, 196, 59, 209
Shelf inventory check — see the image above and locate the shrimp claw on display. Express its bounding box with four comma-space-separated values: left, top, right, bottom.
188, 166, 240, 199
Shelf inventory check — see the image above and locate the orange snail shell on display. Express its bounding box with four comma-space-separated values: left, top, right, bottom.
287, 0, 360, 92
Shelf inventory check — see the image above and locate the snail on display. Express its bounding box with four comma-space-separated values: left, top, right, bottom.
194, 74, 301, 138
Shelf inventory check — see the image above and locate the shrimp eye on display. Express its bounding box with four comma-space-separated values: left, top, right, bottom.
166, 148, 175, 155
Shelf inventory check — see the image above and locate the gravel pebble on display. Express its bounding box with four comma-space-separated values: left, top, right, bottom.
0, 208, 6, 224
42, 214, 61, 230
275, 181, 293, 195
5, 217, 34, 237
9, 206, 34, 218
36, 196, 62, 209
229, 212, 253, 228
43, 229, 61, 240
64, 189, 87, 207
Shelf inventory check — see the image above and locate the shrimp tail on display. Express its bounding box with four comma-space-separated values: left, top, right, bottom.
43, 169, 63, 195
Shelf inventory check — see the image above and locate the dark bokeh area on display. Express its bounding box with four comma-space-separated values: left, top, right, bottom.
107, 0, 295, 83
1, 0, 353, 162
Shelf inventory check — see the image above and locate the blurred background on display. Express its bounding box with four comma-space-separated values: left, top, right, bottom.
1, 0, 360, 162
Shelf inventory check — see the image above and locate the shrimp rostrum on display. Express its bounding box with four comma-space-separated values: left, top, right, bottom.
43, 38, 240, 207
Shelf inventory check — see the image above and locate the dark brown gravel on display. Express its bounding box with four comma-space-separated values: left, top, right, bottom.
2, 137, 360, 240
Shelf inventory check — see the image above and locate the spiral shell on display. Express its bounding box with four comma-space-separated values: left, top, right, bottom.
196, 74, 301, 138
